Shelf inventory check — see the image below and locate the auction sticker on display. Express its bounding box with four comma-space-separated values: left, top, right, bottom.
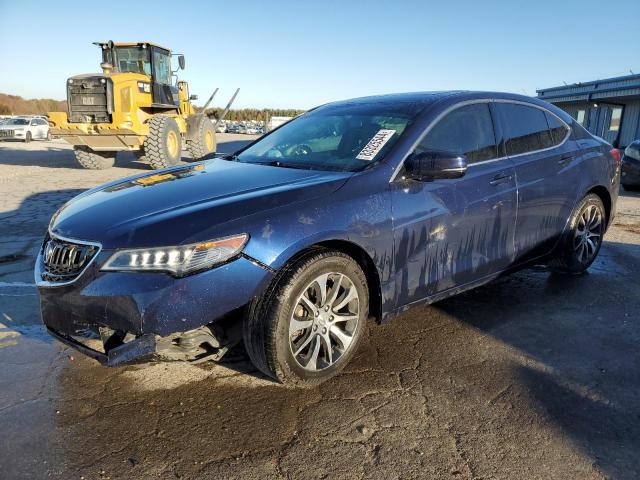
356, 129, 396, 161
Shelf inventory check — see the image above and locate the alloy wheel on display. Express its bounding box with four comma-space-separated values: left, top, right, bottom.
573, 204, 603, 263
289, 272, 359, 371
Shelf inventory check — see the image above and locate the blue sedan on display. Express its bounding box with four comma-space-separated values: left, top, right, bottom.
36, 91, 620, 385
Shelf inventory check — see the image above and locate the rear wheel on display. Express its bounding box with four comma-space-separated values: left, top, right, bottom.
186, 115, 216, 160
243, 249, 368, 386
144, 116, 182, 170
25, 132, 32, 143
46, 132, 51, 141
74, 146, 116, 170
550, 193, 605, 274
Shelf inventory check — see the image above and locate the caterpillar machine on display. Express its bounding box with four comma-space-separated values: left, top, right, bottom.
48, 41, 239, 169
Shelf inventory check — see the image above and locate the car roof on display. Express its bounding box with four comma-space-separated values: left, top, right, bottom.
327, 90, 550, 107
319, 91, 573, 122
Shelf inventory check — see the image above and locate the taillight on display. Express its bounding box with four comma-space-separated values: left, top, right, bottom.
610, 148, 622, 166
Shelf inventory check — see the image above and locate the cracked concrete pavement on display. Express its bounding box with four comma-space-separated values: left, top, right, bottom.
0, 138, 639, 479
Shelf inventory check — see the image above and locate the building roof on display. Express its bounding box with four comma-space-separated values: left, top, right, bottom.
537, 73, 640, 103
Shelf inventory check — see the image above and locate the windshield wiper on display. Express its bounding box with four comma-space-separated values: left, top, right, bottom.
265, 160, 312, 170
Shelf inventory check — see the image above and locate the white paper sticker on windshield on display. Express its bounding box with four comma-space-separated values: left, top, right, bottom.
356, 129, 396, 161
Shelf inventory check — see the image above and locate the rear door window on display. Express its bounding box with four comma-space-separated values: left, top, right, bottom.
418, 103, 498, 163
498, 103, 554, 156
545, 112, 569, 146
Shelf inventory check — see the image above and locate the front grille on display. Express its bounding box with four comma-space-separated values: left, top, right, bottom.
68, 76, 111, 123
40, 235, 99, 283
0, 130, 14, 137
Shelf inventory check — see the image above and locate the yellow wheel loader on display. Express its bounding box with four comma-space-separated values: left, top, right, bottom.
48, 41, 237, 170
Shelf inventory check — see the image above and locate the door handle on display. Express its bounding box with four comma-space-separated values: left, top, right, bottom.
558, 155, 575, 165
489, 173, 513, 186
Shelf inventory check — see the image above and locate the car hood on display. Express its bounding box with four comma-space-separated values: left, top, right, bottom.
50, 159, 352, 248
0, 124, 26, 129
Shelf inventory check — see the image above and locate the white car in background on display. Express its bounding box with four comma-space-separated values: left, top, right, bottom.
0, 117, 50, 142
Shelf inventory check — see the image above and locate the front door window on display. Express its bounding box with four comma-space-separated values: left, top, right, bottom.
152, 49, 172, 85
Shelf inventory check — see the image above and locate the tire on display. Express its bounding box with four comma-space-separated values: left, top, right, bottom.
25, 132, 32, 143
46, 132, 51, 141
144, 115, 182, 170
243, 249, 369, 386
186, 115, 216, 160
73, 146, 116, 170
549, 193, 606, 274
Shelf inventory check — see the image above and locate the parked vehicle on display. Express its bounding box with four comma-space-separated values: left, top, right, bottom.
621, 140, 640, 190
0, 117, 50, 142
36, 92, 620, 385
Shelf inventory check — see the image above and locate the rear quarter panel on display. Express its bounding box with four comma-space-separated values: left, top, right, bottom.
571, 130, 619, 227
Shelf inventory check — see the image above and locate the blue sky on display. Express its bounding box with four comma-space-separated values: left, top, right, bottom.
1, 0, 638, 109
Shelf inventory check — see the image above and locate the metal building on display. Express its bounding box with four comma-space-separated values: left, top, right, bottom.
537, 73, 640, 148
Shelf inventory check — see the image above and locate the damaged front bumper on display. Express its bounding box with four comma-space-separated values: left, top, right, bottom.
46, 320, 241, 367
36, 252, 274, 365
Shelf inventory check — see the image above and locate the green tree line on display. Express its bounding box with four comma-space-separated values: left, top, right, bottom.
200, 107, 305, 122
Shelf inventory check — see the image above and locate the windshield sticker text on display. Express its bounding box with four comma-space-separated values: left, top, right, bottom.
356, 129, 396, 161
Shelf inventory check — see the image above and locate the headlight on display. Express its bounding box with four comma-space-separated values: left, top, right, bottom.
137, 81, 151, 93
102, 234, 248, 276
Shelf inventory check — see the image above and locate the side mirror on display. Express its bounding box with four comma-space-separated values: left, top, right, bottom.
404, 150, 467, 181
189, 94, 198, 101
178, 55, 185, 70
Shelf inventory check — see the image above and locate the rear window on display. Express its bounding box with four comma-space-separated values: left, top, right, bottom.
498, 103, 554, 156
545, 112, 569, 146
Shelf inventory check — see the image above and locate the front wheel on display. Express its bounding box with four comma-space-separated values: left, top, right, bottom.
25, 132, 32, 143
243, 249, 368, 386
144, 116, 182, 170
550, 193, 605, 274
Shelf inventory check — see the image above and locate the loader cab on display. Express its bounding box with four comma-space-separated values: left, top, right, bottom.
99, 42, 180, 108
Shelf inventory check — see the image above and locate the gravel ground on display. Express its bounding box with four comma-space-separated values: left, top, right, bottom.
0, 137, 639, 479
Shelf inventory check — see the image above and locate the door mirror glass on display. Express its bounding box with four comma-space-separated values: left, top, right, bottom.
404, 150, 468, 181
178, 55, 185, 70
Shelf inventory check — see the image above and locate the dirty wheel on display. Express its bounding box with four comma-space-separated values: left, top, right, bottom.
550, 193, 605, 274
243, 249, 368, 386
74, 146, 116, 170
25, 131, 32, 143
144, 115, 182, 170
187, 114, 216, 160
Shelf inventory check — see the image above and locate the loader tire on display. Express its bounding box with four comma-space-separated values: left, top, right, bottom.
144, 116, 182, 170
186, 115, 216, 160
74, 146, 116, 170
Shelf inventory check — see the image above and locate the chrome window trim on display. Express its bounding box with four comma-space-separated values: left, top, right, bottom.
389, 98, 572, 182
35, 232, 103, 288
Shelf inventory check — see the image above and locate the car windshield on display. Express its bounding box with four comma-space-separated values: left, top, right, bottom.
113, 46, 151, 76
8, 119, 29, 125
235, 102, 425, 172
